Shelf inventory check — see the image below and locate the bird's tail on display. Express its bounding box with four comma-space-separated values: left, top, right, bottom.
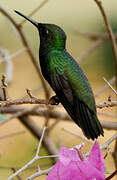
58, 93, 104, 140
73, 100, 104, 140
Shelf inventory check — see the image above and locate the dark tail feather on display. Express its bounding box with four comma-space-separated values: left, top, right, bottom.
75, 99, 92, 139
73, 99, 104, 140
79, 102, 98, 139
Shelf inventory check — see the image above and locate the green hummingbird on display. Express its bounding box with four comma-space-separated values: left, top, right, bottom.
15, 10, 104, 140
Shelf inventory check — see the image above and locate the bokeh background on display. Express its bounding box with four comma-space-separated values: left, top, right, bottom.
0, 0, 117, 179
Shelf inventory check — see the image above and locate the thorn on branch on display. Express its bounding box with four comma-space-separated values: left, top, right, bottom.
0, 75, 8, 101
11, 168, 22, 180
26, 88, 38, 100
104, 147, 111, 159
1, 74, 7, 87
108, 96, 111, 102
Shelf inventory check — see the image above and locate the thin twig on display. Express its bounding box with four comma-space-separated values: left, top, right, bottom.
0, 48, 27, 63
100, 121, 117, 131
47, 118, 61, 133
0, 105, 41, 126
96, 101, 117, 108
103, 77, 117, 95
7, 126, 58, 180
78, 39, 104, 62
93, 5, 117, 168
62, 127, 93, 144
11, 168, 22, 180
36, 126, 47, 157
112, 139, 117, 169
0, 5, 49, 99
106, 170, 117, 180
19, 0, 49, 26
26, 167, 51, 180
0, 5, 59, 167
0, 130, 25, 140
75, 31, 117, 41
7, 127, 46, 180
95, 76, 115, 97
0, 47, 13, 84
85, 133, 117, 158
94, 0, 117, 87
100, 133, 117, 150
97, 111, 117, 119
26, 88, 38, 100
19, 116, 59, 160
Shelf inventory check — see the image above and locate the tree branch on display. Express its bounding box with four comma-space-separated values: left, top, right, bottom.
7, 126, 58, 180
94, 1, 117, 169
19, 0, 49, 26
96, 100, 117, 108
0, 106, 117, 130
100, 133, 117, 150
0, 94, 117, 108
94, 0, 117, 88
19, 115, 59, 159
106, 170, 117, 180
78, 39, 104, 62
75, 30, 117, 41
0, 5, 49, 99
95, 76, 115, 97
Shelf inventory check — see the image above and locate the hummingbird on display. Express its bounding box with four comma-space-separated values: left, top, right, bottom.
15, 10, 104, 140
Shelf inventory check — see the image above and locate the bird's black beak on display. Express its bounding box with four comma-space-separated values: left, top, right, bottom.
14, 10, 38, 28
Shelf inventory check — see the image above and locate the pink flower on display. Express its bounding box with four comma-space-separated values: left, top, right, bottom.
46, 141, 105, 180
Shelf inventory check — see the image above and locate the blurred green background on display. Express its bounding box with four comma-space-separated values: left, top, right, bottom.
0, 0, 117, 179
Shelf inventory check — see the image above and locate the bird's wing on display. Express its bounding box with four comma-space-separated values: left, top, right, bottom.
50, 68, 103, 140
50, 69, 77, 122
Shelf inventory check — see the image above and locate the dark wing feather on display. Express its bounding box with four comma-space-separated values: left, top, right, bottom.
50, 70, 103, 140
50, 72, 77, 122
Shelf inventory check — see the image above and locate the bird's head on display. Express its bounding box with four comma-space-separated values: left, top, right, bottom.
15, 10, 66, 50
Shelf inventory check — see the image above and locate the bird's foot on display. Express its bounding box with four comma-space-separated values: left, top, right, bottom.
48, 95, 60, 105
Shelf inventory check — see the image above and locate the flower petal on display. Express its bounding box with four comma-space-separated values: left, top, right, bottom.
46, 143, 105, 180
46, 159, 105, 180
60, 146, 80, 165
88, 141, 105, 178
46, 160, 84, 180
